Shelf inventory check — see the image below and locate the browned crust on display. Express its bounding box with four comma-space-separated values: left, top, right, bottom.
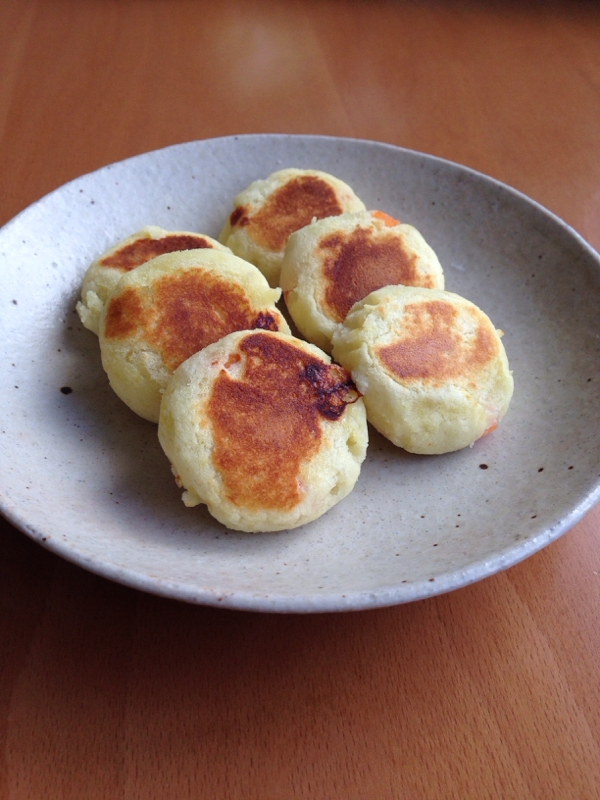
103, 270, 282, 371
207, 333, 359, 511
320, 227, 436, 323
230, 175, 344, 252
376, 300, 499, 382
100, 234, 216, 272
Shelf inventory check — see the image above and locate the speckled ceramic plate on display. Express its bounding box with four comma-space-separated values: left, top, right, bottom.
1, 135, 599, 612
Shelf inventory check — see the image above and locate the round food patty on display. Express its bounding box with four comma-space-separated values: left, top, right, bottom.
77, 226, 230, 334
158, 329, 368, 532
280, 210, 444, 352
99, 249, 289, 423
332, 285, 513, 454
219, 168, 365, 287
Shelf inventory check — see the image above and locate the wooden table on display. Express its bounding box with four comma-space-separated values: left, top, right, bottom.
2, 1, 600, 797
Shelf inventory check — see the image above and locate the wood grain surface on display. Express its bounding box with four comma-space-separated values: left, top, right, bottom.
1, 1, 600, 797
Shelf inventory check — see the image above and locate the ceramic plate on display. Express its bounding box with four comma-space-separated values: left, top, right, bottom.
1, 134, 599, 612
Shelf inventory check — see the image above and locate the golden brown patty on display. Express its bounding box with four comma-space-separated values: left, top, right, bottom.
99, 249, 289, 422
158, 330, 368, 531
331, 285, 514, 454
280, 210, 445, 351
76, 226, 230, 334
219, 168, 366, 287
